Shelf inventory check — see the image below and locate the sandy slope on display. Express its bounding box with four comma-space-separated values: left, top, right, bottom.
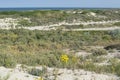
64, 27, 120, 31
0, 64, 119, 80
0, 20, 120, 31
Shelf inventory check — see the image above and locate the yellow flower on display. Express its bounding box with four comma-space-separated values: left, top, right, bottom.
60, 54, 69, 63
35, 77, 44, 80
72, 56, 78, 63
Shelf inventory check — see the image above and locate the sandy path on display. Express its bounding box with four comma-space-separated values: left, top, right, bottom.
0, 20, 120, 31
64, 26, 120, 31
1, 26, 120, 31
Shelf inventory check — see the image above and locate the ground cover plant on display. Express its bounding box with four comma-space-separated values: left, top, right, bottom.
0, 29, 120, 76
0, 9, 120, 79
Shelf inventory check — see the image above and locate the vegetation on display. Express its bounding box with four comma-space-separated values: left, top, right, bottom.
0, 9, 120, 27
0, 53, 16, 68
114, 22, 120, 26
0, 9, 120, 78
28, 68, 44, 76
109, 29, 120, 39
104, 44, 120, 50
0, 74, 10, 80
0, 29, 119, 77
92, 49, 108, 56
0, 29, 119, 68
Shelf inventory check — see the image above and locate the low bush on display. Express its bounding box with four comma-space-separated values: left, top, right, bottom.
104, 44, 120, 50
28, 66, 47, 76
114, 63, 120, 76
0, 53, 16, 68
92, 49, 108, 56
109, 29, 120, 39
114, 22, 120, 26
28, 68, 42, 76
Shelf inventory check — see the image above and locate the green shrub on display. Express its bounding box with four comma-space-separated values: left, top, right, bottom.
0, 53, 16, 68
109, 29, 120, 39
0, 29, 119, 69
104, 44, 120, 50
114, 63, 120, 76
28, 68, 42, 76
18, 20, 33, 27
92, 49, 108, 56
114, 22, 120, 26
0, 74, 10, 80
28, 66, 47, 76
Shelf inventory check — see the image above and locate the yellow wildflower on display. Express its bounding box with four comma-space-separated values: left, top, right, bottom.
35, 77, 44, 80
60, 54, 69, 63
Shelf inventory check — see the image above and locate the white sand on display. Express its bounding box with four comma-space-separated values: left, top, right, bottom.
0, 64, 119, 80
0, 19, 120, 31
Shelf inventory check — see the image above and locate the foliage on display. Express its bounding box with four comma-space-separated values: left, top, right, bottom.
109, 29, 120, 39
114, 63, 120, 76
0, 53, 16, 68
28, 68, 43, 76
104, 44, 120, 50
0, 74, 10, 80
0, 29, 119, 67
92, 49, 108, 56
1, 9, 120, 26
18, 19, 32, 27
114, 22, 120, 26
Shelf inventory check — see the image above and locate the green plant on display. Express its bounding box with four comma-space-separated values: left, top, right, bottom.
114, 22, 120, 26
0, 74, 10, 80
28, 68, 42, 76
114, 63, 120, 76
28, 66, 47, 77
109, 29, 120, 39
0, 53, 16, 68
92, 49, 108, 56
